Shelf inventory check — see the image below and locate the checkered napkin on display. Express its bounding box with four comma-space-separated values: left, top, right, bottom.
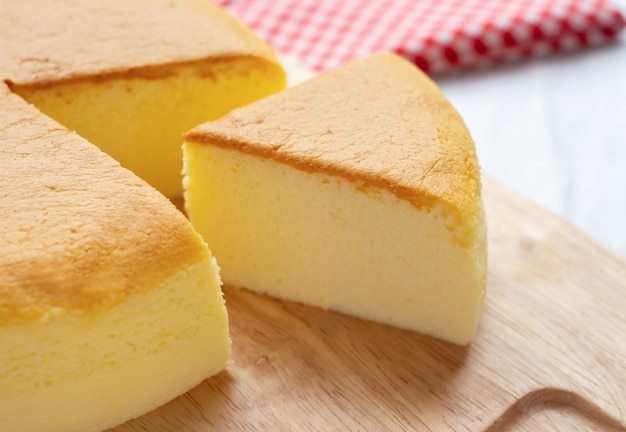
216, 0, 626, 75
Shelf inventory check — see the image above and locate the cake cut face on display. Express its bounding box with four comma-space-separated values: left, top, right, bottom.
0, 84, 230, 432
183, 53, 487, 345
1, 0, 286, 198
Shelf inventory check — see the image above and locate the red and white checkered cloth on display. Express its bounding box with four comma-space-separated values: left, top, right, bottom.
216, 0, 626, 74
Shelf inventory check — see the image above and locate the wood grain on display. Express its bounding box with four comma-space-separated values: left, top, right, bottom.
109, 176, 626, 431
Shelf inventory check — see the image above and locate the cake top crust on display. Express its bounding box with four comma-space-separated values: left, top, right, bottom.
185, 53, 482, 237
0, 84, 209, 323
0, 0, 279, 86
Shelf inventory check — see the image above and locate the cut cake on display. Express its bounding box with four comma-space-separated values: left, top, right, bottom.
0, 0, 286, 198
183, 53, 487, 345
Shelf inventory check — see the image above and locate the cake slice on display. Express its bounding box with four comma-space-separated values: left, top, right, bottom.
0, 0, 286, 198
0, 84, 230, 432
183, 53, 487, 345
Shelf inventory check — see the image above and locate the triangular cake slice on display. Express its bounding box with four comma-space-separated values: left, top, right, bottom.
183, 53, 487, 345
0, 84, 229, 432
0, 0, 286, 198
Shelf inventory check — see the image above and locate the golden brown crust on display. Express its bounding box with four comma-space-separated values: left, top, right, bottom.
185, 53, 482, 237
0, 0, 285, 323
0, 0, 280, 86
0, 84, 209, 323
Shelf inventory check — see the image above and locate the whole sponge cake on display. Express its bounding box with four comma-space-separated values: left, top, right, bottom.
183, 53, 487, 345
0, 83, 230, 432
0, 0, 286, 198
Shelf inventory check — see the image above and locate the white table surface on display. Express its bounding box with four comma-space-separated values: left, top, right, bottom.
436, 0, 626, 258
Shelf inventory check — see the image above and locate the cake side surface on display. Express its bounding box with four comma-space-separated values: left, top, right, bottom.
0, 257, 229, 432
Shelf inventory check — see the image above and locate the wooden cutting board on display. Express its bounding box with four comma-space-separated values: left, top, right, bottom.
109, 60, 626, 430
108, 176, 626, 431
